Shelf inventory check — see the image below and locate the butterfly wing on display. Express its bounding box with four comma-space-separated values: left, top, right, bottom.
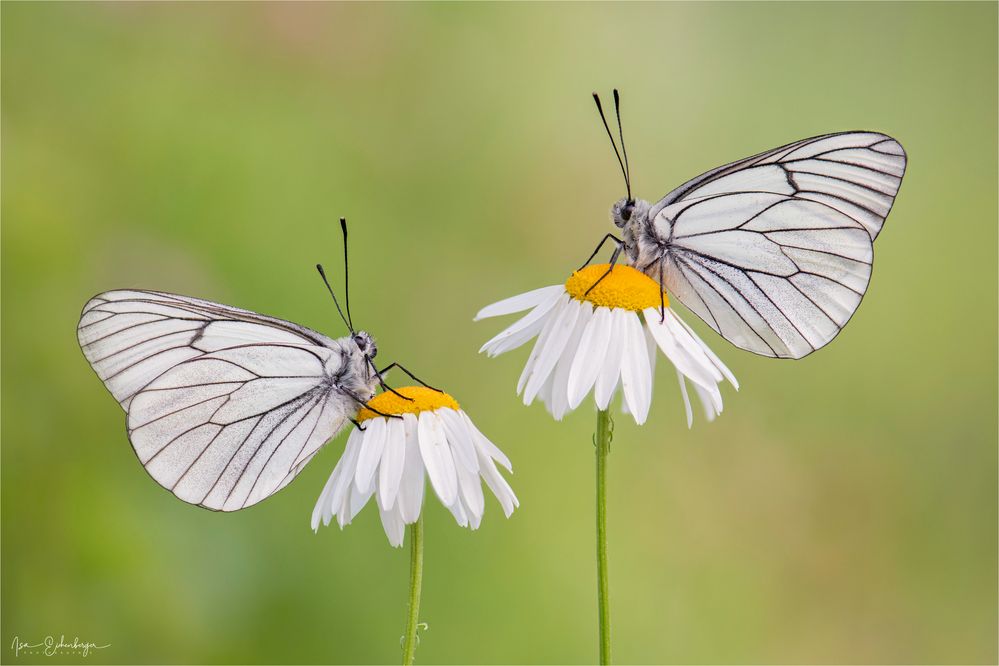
79, 290, 355, 510
78, 290, 338, 409
649, 132, 906, 359
127, 344, 353, 511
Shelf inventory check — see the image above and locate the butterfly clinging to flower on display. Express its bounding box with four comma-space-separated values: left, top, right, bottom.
78, 219, 436, 511
585, 90, 907, 359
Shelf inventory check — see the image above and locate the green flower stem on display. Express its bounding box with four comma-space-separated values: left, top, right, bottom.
401, 514, 424, 666
596, 408, 613, 665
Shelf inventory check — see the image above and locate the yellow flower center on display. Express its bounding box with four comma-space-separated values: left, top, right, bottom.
564, 264, 668, 312
357, 386, 460, 422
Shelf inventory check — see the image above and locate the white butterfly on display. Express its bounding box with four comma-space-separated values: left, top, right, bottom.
588, 90, 906, 359
78, 220, 424, 511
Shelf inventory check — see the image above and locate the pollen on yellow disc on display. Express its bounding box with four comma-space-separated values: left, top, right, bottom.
357, 386, 460, 422
564, 264, 669, 312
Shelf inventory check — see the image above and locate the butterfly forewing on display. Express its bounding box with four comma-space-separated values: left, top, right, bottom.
78, 290, 338, 409
79, 290, 355, 510
651, 131, 905, 239
648, 131, 905, 359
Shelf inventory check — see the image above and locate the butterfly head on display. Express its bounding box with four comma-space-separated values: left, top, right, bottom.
352, 331, 377, 359
611, 197, 650, 229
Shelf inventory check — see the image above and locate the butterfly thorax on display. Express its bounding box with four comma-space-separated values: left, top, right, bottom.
611, 197, 663, 270
328, 333, 380, 405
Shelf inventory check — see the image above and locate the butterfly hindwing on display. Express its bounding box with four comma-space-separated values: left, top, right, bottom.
126, 344, 351, 511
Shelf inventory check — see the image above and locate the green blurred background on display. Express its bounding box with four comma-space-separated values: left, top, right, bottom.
3, 3, 996, 664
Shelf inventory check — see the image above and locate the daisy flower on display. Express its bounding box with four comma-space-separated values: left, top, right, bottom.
311, 386, 518, 547
475, 263, 738, 426
476, 262, 738, 665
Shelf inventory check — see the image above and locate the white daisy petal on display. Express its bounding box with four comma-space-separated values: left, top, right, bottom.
311, 465, 339, 531
478, 288, 566, 357
312, 435, 363, 530
547, 301, 591, 419
567, 306, 613, 409
461, 411, 512, 472
354, 416, 387, 494
466, 500, 483, 530
535, 368, 556, 409
477, 450, 519, 518
645, 325, 658, 403
418, 411, 458, 506
662, 310, 724, 383
676, 371, 693, 429
438, 408, 480, 474
480, 314, 549, 358
619, 311, 653, 425
474, 285, 564, 320
454, 458, 485, 524
594, 310, 626, 409
446, 494, 470, 527
644, 308, 720, 392
379, 505, 405, 548
336, 485, 352, 528
705, 382, 723, 413
348, 482, 373, 522
523, 296, 581, 404
377, 418, 407, 511
328, 428, 364, 520
516, 295, 568, 396
693, 383, 721, 421
397, 414, 426, 524
674, 314, 739, 389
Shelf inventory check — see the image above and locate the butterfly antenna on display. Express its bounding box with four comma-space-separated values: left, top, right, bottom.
339, 217, 355, 331
612, 89, 633, 203
592, 91, 631, 202
315, 263, 353, 334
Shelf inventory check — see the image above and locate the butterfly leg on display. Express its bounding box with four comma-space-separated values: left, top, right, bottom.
578, 233, 624, 272
379, 381, 416, 402
378, 362, 443, 393
583, 242, 623, 297
367, 357, 415, 402
343, 387, 404, 419
350, 418, 367, 431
